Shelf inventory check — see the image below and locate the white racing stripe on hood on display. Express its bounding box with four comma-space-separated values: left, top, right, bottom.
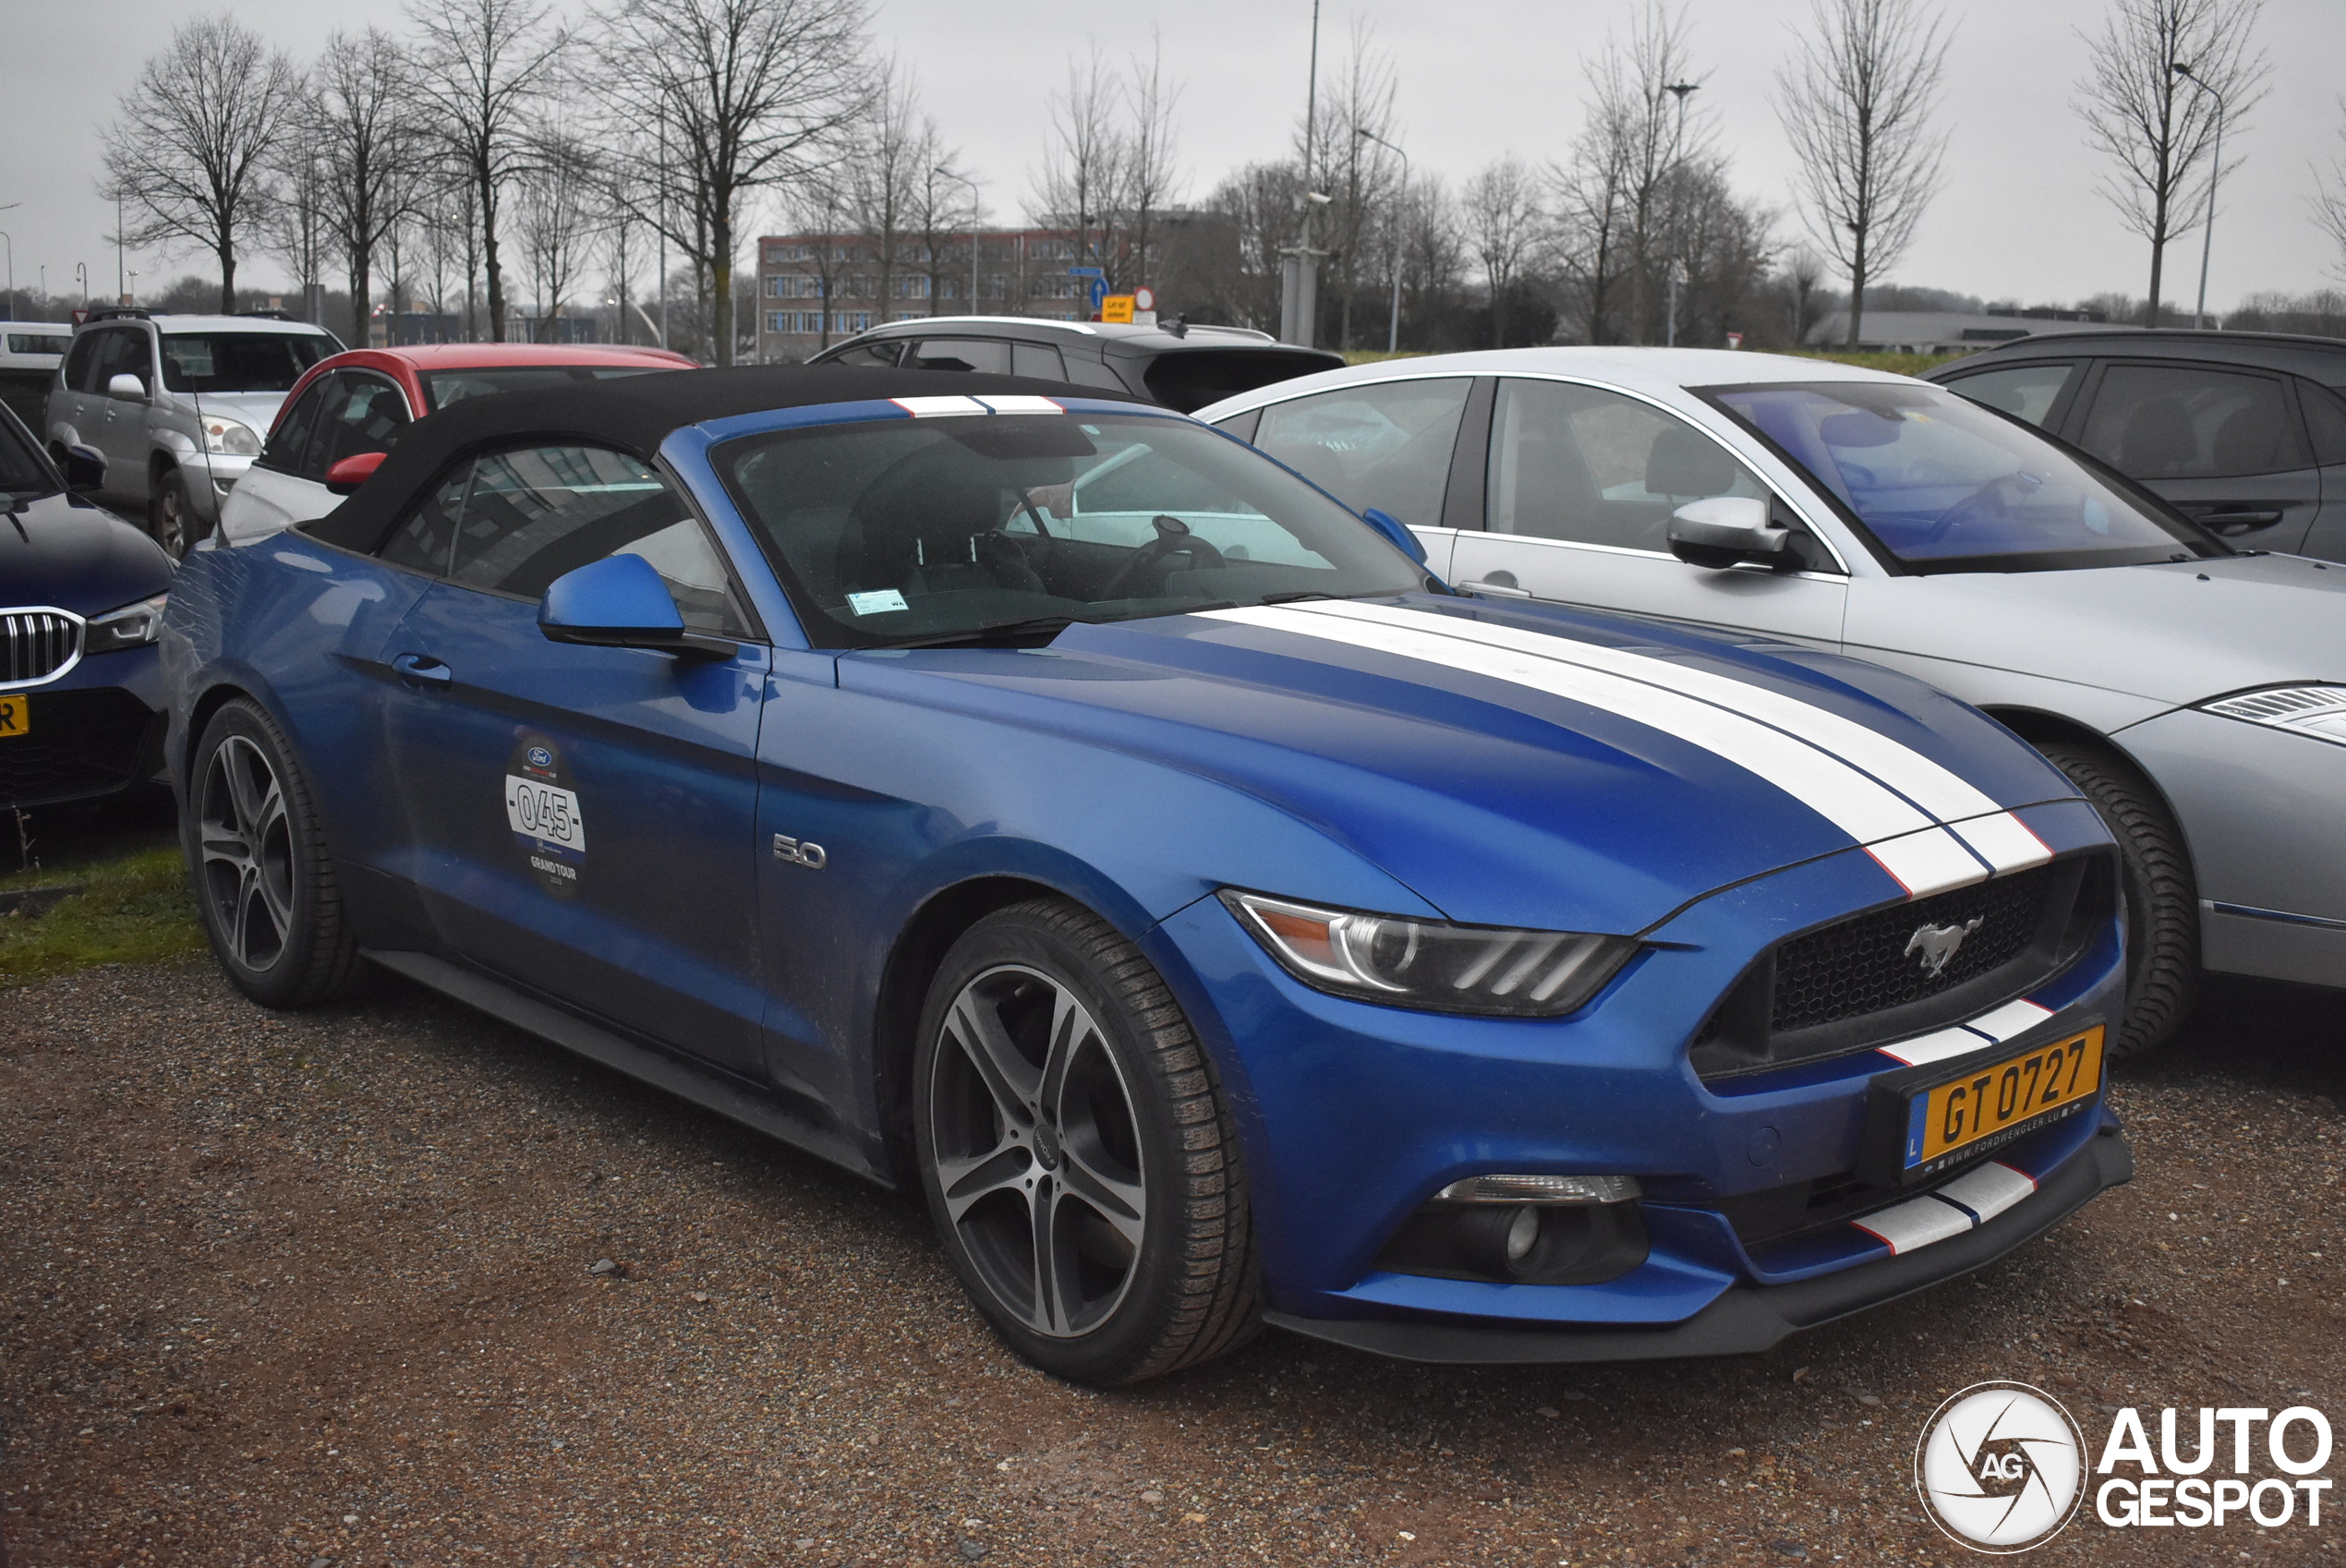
1202, 603, 1986, 898
1288, 599, 2053, 879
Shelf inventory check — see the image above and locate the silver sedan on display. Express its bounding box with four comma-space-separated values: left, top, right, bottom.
1198, 348, 2346, 1055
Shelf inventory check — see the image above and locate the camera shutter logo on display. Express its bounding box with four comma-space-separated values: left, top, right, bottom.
1915, 1381, 2086, 1552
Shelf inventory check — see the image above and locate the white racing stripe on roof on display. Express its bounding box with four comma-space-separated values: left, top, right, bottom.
973, 394, 1064, 414
1203, 603, 1987, 895
891, 395, 989, 416
1289, 599, 2054, 878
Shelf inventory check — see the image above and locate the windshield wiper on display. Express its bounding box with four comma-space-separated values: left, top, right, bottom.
873, 614, 1097, 650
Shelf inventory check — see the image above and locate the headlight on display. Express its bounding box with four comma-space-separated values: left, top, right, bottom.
1220, 889, 1637, 1017
85, 593, 169, 652
2200, 685, 2346, 746
198, 416, 262, 456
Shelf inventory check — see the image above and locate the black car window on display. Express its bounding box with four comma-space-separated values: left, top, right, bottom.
312, 372, 410, 477
1060, 354, 1130, 392
64, 331, 104, 392
1142, 349, 1336, 414
825, 340, 908, 368
908, 337, 1013, 374
1489, 378, 1772, 552
419, 365, 661, 413
259, 377, 332, 475
1255, 378, 1470, 530
0, 405, 54, 495
1012, 342, 1066, 380
2297, 380, 2346, 466
379, 464, 472, 578
2076, 363, 2311, 480
94, 328, 150, 391
1942, 364, 2073, 428
429, 443, 750, 635
159, 332, 333, 393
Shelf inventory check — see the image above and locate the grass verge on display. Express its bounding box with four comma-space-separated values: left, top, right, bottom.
0, 843, 207, 988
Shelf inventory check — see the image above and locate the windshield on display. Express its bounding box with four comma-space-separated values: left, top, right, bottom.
160, 332, 334, 393
424, 365, 663, 411
718, 411, 1428, 647
0, 408, 55, 496
1701, 380, 2216, 572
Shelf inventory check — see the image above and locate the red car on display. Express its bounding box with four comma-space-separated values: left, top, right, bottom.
216, 343, 698, 544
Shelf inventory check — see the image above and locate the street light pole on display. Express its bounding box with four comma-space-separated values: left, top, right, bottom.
937, 168, 982, 314
2171, 63, 2225, 331
0, 232, 14, 321
1663, 81, 1699, 347
1356, 127, 1409, 354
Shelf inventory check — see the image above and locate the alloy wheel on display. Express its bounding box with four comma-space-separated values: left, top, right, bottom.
198, 734, 295, 971
153, 480, 188, 560
927, 963, 1149, 1338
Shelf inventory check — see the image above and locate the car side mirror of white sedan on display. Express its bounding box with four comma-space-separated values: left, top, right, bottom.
1667, 495, 1792, 571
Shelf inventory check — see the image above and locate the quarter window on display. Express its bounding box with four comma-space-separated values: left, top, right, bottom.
1486, 378, 1769, 551
2296, 380, 2346, 466
2076, 363, 2311, 479
309, 372, 410, 479
1942, 364, 2074, 428
1011, 342, 1066, 380
908, 337, 1012, 374
1255, 377, 1470, 530
260, 379, 332, 475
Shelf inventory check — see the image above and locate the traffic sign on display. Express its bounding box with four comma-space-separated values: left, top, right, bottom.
1067, 266, 1105, 279
1100, 294, 1136, 323
1133, 286, 1155, 312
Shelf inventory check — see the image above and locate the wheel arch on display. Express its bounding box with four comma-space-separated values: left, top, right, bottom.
1978, 705, 2194, 844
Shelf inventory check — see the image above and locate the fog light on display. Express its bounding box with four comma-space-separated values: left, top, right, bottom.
1504, 1205, 1540, 1262
1374, 1181, 1651, 1287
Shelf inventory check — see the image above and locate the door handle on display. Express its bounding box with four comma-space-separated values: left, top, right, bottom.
2195, 506, 2285, 535
1464, 572, 1532, 599
392, 652, 453, 687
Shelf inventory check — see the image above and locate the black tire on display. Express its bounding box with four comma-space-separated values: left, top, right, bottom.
150, 466, 204, 559
2034, 740, 2197, 1058
912, 898, 1258, 1384
184, 698, 363, 1007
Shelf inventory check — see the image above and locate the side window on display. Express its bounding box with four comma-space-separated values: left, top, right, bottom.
1011, 342, 1066, 380
1942, 364, 2073, 428
311, 372, 410, 476
2295, 380, 2346, 466
380, 462, 471, 577
1486, 378, 1769, 551
446, 444, 751, 636
260, 378, 332, 473
826, 341, 905, 368
1254, 378, 1471, 529
1061, 355, 1131, 392
2076, 363, 2311, 479
93, 329, 146, 392
65, 332, 103, 392
908, 337, 1013, 374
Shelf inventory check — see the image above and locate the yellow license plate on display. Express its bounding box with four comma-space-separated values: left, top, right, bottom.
0, 694, 24, 738
1906, 1025, 2104, 1172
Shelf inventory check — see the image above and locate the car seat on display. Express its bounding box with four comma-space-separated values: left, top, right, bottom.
2116, 396, 2196, 477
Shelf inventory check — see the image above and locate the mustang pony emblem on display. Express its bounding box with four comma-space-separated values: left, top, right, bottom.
1905, 917, 1985, 978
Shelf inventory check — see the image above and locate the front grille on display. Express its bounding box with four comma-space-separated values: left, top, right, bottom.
1772, 865, 2052, 1034
1, 609, 81, 686
0, 688, 163, 808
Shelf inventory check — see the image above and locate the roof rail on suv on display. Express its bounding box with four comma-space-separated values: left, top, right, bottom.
72, 306, 152, 326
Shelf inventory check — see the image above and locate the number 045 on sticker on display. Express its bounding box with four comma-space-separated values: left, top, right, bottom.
505, 775, 586, 850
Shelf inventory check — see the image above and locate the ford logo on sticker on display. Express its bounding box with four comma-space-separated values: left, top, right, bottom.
526, 746, 553, 769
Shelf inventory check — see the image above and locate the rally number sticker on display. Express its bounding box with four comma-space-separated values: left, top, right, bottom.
505, 735, 586, 898
504, 776, 586, 850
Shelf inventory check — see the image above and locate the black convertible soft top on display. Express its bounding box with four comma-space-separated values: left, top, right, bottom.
303, 363, 1143, 554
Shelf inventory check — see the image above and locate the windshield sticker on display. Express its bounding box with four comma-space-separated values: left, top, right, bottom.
847, 589, 909, 617
505, 735, 585, 899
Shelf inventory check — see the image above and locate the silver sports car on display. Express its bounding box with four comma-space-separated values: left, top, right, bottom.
1199, 348, 2346, 1055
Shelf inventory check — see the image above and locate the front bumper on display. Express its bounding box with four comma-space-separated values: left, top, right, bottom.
1147, 795, 2128, 1356
2114, 705, 2346, 987
0, 645, 168, 808
1267, 1115, 2133, 1363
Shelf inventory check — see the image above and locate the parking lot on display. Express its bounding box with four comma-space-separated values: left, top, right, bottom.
1, 810, 2339, 1567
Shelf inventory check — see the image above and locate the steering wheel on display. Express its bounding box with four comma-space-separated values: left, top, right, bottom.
1098, 513, 1227, 599
1921, 473, 2035, 546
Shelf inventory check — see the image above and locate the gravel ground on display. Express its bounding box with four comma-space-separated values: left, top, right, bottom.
1, 955, 2340, 1567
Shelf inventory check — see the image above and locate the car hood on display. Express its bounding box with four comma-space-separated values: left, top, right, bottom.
1844, 552, 2346, 707
840, 595, 2084, 934
0, 490, 171, 616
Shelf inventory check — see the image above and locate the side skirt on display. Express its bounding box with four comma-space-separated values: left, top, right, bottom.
363, 948, 893, 1189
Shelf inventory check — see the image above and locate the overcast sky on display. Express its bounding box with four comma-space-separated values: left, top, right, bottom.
3, 0, 2341, 316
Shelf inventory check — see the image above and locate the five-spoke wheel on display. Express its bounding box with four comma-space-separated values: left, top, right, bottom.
198, 733, 295, 973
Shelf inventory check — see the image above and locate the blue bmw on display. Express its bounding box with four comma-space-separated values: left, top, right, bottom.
161, 366, 2134, 1383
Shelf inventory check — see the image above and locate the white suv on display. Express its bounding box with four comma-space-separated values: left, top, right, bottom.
46, 309, 339, 557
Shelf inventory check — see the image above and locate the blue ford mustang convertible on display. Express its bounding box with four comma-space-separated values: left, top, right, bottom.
161, 366, 2134, 1383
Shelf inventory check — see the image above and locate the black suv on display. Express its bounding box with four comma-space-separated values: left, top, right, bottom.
806, 316, 1342, 413
1927, 330, 2346, 561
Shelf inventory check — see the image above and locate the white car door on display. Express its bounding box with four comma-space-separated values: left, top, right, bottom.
219, 372, 332, 543
1446, 377, 1851, 647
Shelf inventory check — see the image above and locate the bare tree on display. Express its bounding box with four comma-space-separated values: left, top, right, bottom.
1775, 0, 1951, 347
592, 0, 869, 366
516, 132, 602, 339
1783, 246, 1827, 343
912, 151, 980, 316
262, 139, 336, 325
1548, 39, 1640, 344
408, 0, 564, 344
1463, 156, 1538, 348
314, 30, 424, 348
1034, 48, 1130, 296
784, 173, 856, 348
1306, 21, 1397, 349
846, 64, 925, 323
2075, 0, 2267, 325
102, 16, 301, 312
2318, 106, 2346, 282
1123, 39, 1186, 296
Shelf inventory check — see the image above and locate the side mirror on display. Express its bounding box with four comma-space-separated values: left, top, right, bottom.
106, 372, 148, 403
324, 450, 388, 495
1667, 496, 1793, 570
1360, 507, 1428, 564
538, 552, 736, 661
61, 444, 106, 492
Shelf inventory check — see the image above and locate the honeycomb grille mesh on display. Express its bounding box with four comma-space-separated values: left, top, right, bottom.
1771, 865, 2052, 1035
